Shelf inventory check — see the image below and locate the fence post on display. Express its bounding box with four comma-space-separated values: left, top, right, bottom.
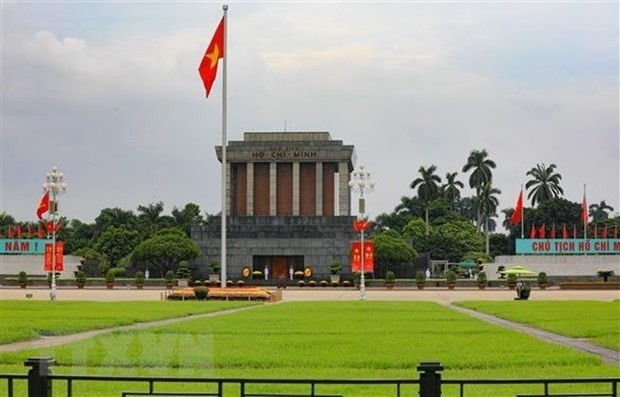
417, 361, 444, 397
25, 357, 55, 397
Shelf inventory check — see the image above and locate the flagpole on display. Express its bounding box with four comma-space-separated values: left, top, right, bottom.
582, 183, 587, 240
220, 4, 228, 288
520, 185, 524, 239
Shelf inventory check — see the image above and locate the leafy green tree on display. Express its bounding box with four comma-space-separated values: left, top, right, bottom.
478, 182, 501, 255
131, 228, 201, 277
525, 163, 564, 206
371, 230, 417, 277
0, 212, 16, 233
63, 219, 96, 253
402, 218, 427, 252
72, 247, 111, 276
94, 208, 137, 237
462, 149, 496, 231
425, 220, 484, 263
589, 200, 614, 221
93, 225, 140, 267
410, 165, 442, 236
137, 201, 165, 236
441, 172, 464, 209
172, 203, 204, 236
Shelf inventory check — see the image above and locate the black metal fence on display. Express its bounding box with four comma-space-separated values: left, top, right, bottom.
1, 358, 617, 397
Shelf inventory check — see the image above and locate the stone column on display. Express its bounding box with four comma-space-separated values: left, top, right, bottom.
269, 162, 277, 216
246, 162, 254, 216
338, 162, 350, 215
315, 162, 323, 216
293, 162, 300, 216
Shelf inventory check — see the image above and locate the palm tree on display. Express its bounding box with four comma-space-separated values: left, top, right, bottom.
589, 200, 614, 221
137, 201, 165, 236
441, 172, 464, 209
478, 182, 501, 255
462, 149, 496, 231
410, 165, 442, 236
525, 163, 564, 206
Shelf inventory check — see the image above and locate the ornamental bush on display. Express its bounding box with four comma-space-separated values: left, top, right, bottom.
194, 286, 208, 300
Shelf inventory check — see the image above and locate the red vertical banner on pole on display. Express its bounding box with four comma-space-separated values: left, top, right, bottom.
44, 244, 53, 271
350, 241, 374, 272
54, 242, 64, 272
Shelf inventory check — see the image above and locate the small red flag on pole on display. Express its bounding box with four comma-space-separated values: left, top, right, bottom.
538, 224, 546, 239
510, 189, 523, 225
529, 225, 536, 239
562, 224, 568, 239
37, 191, 50, 220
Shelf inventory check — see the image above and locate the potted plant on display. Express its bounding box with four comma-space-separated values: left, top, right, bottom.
517, 282, 531, 300
194, 286, 208, 301
209, 260, 221, 282
385, 271, 395, 290
176, 261, 190, 288
165, 270, 175, 289
476, 271, 487, 290
329, 259, 342, 284
135, 270, 145, 290
76, 270, 86, 289
507, 273, 517, 289
105, 269, 115, 289
537, 271, 548, 289
416, 270, 426, 290
446, 270, 457, 290
597, 270, 614, 282
18, 271, 28, 288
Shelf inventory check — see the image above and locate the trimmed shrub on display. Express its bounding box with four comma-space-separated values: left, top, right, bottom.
194, 286, 208, 300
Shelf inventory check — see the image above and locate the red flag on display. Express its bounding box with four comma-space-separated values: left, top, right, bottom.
580, 193, 588, 225
7, 226, 13, 238
529, 225, 536, 239
594, 226, 598, 239
510, 190, 523, 225
602, 225, 608, 239
37, 191, 50, 220
27, 225, 32, 238
353, 219, 371, 232
562, 224, 568, 239
16, 225, 22, 239
198, 17, 225, 98
573, 224, 577, 239
550, 224, 556, 239
538, 224, 546, 239
37, 224, 44, 238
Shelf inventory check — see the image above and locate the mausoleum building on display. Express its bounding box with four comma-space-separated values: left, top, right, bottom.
192, 132, 358, 280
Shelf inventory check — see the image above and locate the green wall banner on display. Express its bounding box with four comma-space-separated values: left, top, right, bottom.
516, 239, 620, 255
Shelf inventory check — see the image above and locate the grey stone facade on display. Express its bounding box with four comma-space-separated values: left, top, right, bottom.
193, 216, 357, 280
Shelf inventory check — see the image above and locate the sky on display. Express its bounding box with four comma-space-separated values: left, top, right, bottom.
1, 1, 618, 228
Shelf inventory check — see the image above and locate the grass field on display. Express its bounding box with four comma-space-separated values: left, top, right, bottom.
0, 300, 259, 344
456, 300, 620, 350
0, 300, 618, 396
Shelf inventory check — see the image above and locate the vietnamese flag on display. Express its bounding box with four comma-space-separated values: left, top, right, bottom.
538, 224, 546, 239
550, 224, 556, 239
198, 16, 225, 98
529, 224, 536, 239
562, 224, 568, 239
37, 224, 44, 238
7, 226, 13, 238
16, 225, 22, 239
37, 191, 50, 220
594, 226, 598, 239
573, 224, 577, 238
602, 225, 608, 239
580, 192, 588, 225
510, 190, 523, 225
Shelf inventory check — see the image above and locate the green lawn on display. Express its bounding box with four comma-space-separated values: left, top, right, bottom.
456, 300, 620, 350
0, 300, 259, 344
0, 301, 617, 396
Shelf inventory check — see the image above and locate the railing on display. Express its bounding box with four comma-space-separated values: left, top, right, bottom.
1, 358, 617, 397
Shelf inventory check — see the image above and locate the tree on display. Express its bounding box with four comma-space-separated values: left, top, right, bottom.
589, 200, 614, 221
371, 230, 417, 277
462, 149, 496, 231
410, 165, 442, 236
94, 208, 137, 237
525, 163, 564, 206
93, 225, 140, 267
441, 172, 464, 209
478, 182, 501, 255
172, 202, 204, 236
425, 220, 484, 263
131, 228, 201, 277
137, 201, 165, 236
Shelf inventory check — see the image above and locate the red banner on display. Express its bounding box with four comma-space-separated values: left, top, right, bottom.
44, 242, 64, 272
350, 241, 374, 273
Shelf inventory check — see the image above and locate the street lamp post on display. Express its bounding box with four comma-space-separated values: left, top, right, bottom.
42, 166, 67, 301
348, 164, 375, 301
